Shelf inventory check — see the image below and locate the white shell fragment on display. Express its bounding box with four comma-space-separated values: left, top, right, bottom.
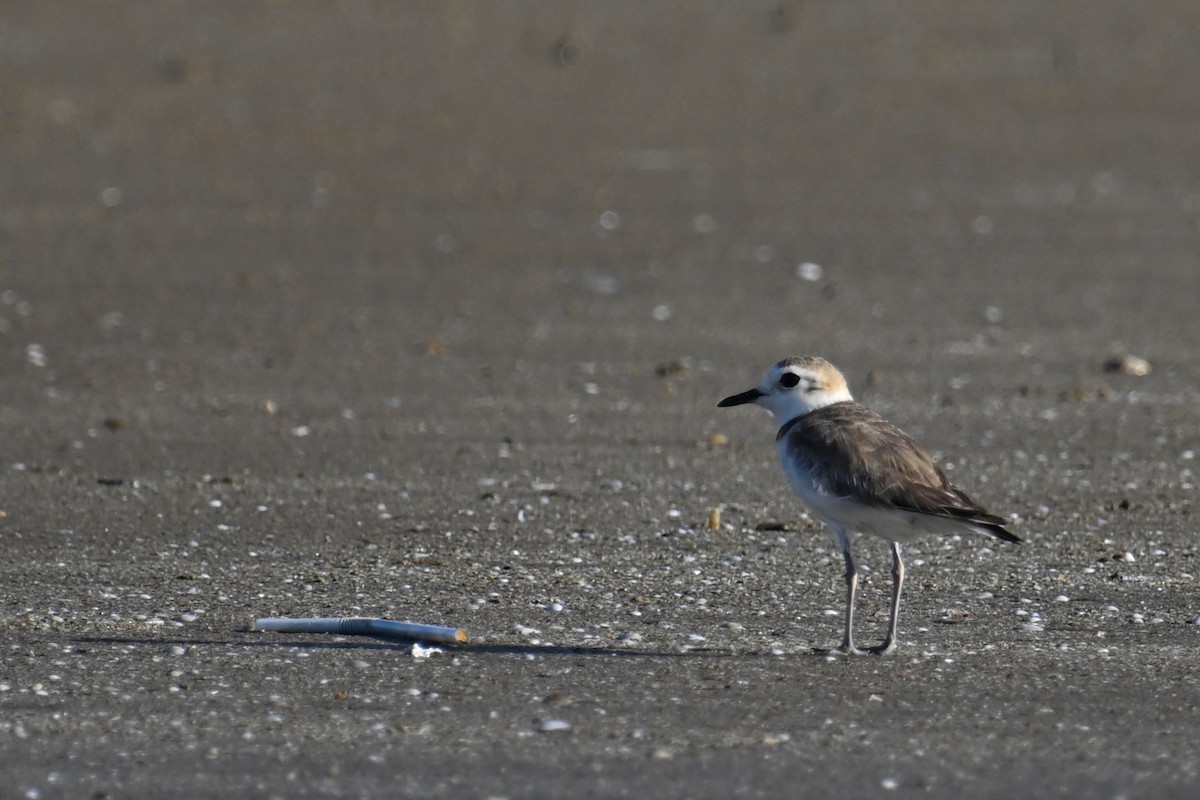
411, 642, 445, 659
1103, 354, 1151, 376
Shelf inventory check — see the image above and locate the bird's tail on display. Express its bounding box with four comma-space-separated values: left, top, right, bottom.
968, 519, 1022, 543
947, 486, 1022, 543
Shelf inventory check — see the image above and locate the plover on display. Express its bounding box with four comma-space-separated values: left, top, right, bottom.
718, 356, 1019, 655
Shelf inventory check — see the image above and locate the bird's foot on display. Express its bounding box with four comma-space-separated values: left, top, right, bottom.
814, 640, 896, 656
814, 643, 869, 656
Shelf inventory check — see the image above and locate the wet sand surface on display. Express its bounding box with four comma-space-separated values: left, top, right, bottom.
2, 3, 1199, 797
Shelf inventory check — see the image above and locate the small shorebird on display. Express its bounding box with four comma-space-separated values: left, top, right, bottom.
718, 356, 1019, 655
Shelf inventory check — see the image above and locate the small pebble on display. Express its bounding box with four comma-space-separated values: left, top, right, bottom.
100, 186, 124, 207
796, 262, 823, 281
25, 343, 48, 367
582, 274, 620, 295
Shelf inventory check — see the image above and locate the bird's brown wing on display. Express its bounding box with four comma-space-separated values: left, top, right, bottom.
779, 402, 1019, 541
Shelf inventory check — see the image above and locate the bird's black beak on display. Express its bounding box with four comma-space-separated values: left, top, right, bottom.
717, 387, 762, 408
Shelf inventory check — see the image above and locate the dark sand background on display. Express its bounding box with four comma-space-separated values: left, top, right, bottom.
2, 3, 1199, 797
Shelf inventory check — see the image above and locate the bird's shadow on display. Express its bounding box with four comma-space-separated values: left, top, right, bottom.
68, 632, 813, 660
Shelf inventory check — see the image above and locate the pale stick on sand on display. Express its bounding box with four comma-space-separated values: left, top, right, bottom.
252, 617, 468, 645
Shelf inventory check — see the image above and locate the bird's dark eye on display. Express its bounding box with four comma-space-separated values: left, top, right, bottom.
779, 372, 800, 388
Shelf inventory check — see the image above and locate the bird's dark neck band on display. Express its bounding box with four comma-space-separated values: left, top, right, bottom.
775, 415, 806, 442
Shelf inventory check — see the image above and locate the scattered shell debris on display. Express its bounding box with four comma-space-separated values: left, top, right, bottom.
411, 642, 444, 659
1104, 354, 1150, 376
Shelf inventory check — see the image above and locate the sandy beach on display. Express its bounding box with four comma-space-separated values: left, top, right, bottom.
2, 3, 1199, 797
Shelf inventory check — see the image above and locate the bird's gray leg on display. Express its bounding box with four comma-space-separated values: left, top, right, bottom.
867, 541, 904, 655
830, 532, 865, 655
840, 545, 859, 654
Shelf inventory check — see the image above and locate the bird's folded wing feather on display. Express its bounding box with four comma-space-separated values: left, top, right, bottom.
780, 402, 1006, 526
